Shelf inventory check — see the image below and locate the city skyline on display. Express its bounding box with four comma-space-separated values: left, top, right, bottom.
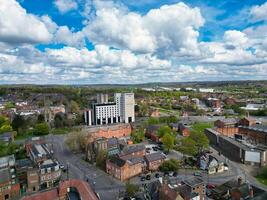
0, 0, 267, 84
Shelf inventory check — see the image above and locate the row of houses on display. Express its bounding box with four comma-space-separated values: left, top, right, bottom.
0, 137, 62, 200
106, 144, 166, 181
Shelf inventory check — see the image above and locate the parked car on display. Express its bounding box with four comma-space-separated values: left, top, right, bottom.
193, 171, 202, 176
141, 176, 146, 181
146, 175, 151, 180
146, 147, 151, 151
224, 166, 229, 171
155, 173, 160, 178
206, 184, 216, 189
173, 172, 178, 177
59, 164, 65, 169
164, 172, 169, 177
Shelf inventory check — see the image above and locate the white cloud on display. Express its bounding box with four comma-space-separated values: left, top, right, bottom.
0, 0, 52, 44
54, 26, 85, 47
250, 2, 267, 22
223, 30, 248, 48
83, 2, 204, 55
54, 0, 78, 14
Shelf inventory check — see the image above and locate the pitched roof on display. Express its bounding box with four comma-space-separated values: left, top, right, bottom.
145, 152, 166, 162
121, 144, 145, 155
183, 177, 204, 187
108, 156, 126, 167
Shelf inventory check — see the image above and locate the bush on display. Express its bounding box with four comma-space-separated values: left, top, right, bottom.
159, 159, 180, 172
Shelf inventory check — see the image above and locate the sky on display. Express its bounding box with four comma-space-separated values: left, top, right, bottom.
0, 0, 267, 84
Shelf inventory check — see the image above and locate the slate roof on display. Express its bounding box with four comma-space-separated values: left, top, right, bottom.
183, 177, 204, 187
121, 144, 145, 155
109, 156, 126, 167
145, 152, 166, 162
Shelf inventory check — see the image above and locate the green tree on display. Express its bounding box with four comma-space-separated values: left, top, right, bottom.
70, 100, 80, 113
125, 182, 139, 197
11, 115, 27, 131
178, 137, 198, 156
147, 117, 159, 125
162, 133, 175, 152
34, 123, 49, 136
157, 125, 172, 138
96, 150, 108, 170
131, 130, 145, 143
0, 124, 12, 134
189, 131, 209, 152
0, 116, 9, 126
159, 159, 180, 172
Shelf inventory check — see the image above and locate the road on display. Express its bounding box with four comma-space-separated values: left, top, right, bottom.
46, 135, 124, 200
45, 134, 267, 200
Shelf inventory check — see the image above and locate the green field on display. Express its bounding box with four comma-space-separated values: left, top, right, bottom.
191, 122, 213, 134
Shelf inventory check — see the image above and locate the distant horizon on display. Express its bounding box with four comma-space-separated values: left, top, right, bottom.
0, 79, 266, 87
0, 0, 267, 84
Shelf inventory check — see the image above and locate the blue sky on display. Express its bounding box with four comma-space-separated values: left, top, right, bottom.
0, 0, 267, 84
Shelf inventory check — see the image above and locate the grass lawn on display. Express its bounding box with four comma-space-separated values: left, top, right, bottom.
256, 175, 267, 186
191, 122, 213, 134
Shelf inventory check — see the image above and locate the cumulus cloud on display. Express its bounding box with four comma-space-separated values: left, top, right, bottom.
54, 0, 78, 14
83, 2, 204, 56
250, 2, 267, 22
0, 0, 52, 44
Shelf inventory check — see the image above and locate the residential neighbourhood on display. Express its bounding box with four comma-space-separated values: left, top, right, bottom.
1, 0, 267, 199
0, 85, 267, 200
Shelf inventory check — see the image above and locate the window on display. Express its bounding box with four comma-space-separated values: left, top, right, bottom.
33, 187, 36, 192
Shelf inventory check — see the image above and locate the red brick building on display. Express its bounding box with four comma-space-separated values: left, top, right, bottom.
239, 117, 256, 127
119, 144, 146, 159
85, 123, 132, 141
106, 157, 142, 181
144, 153, 166, 171
22, 179, 98, 200
0, 155, 20, 200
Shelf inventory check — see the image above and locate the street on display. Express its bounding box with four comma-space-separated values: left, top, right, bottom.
45, 134, 267, 200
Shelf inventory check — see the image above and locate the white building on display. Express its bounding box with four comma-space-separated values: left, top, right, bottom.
87, 93, 135, 126
199, 88, 214, 93
115, 93, 135, 123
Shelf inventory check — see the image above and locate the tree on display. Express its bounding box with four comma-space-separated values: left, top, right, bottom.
34, 123, 49, 136
65, 130, 86, 152
96, 150, 108, 170
157, 125, 172, 138
125, 182, 139, 197
159, 159, 180, 172
162, 133, 175, 152
54, 113, 67, 128
70, 100, 80, 113
37, 114, 45, 123
189, 131, 209, 152
11, 115, 27, 131
177, 137, 198, 156
0, 124, 12, 134
147, 117, 159, 125
131, 130, 145, 143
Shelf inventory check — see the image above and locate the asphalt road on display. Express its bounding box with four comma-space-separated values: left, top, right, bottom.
46, 135, 125, 200
45, 134, 267, 200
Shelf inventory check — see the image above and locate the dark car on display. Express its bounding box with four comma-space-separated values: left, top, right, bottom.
206, 184, 216, 189
173, 172, 178, 177
146, 175, 151, 180
141, 176, 146, 181
155, 173, 160, 178
164, 172, 169, 177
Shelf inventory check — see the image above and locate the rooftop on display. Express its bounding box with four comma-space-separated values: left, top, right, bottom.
145, 152, 166, 162
182, 176, 204, 187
